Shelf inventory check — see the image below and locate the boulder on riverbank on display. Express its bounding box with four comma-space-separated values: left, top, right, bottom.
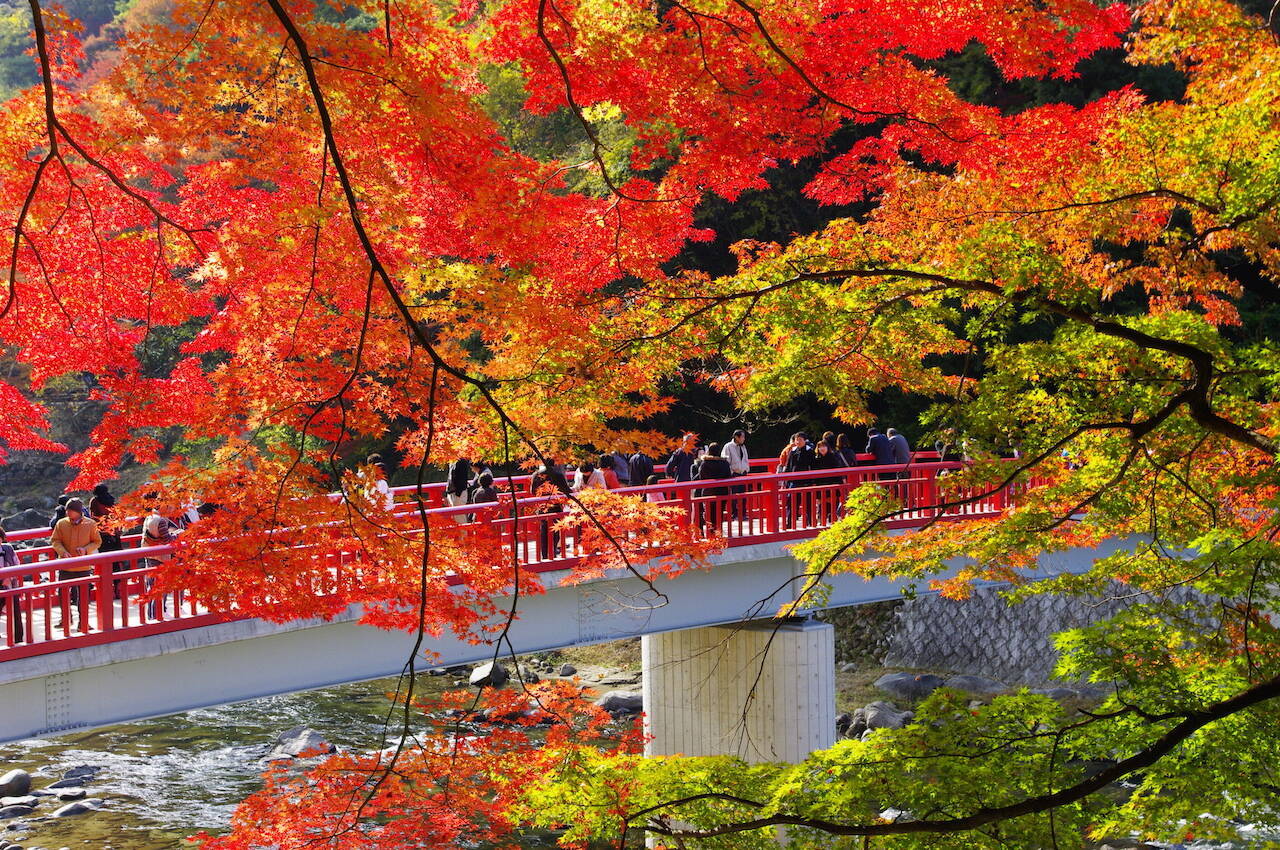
0, 797, 36, 809
51, 798, 101, 818
594, 690, 643, 716
845, 701, 913, 739
874, 672, 944, 701
943, 675, 1006, 696
0, 772, 30, 799
1, 509, 47, 533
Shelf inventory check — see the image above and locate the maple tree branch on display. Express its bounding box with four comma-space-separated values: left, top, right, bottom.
668, 263, 1275, 457
1029, 442, 1142, 533
144, 0, 219, 82
308, 54, 417, 99
664, 0, 747, 95
729, 0, 970, 142
951, 188, 1223, 221
382, 0, 393, 56
265, 0, 671, 602
638, 670, 1280, 840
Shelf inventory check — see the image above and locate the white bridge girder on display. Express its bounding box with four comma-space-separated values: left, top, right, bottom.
0, 539, 1126, 743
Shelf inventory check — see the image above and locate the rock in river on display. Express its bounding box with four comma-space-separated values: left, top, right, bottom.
268, 726, 337, 760
862, 701, 913, 730
469, 662, 509, 689
0, 806, 34, 820
52, 798, 101, 818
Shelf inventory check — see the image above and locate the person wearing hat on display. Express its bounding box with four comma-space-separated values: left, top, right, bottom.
49, 493, 72, 528
50, 498, 101, 632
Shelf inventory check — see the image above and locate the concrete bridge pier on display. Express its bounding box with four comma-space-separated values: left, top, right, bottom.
641, 618, 836, 764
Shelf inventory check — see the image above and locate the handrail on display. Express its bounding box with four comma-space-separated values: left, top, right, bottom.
2, 454, 945, 545
0, 459, 988, 660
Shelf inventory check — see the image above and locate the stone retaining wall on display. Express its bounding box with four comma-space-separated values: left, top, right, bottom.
880, 584, 1202, 685
817, 600, 903, 664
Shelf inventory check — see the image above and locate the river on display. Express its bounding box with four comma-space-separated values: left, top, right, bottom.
0, 674, 539, 849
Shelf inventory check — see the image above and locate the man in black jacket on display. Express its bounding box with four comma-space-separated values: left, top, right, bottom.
865, 428, 893, 464
628, 451, 655, 488
666, 433, 698, 482
866, 428, 896, 480
693, 443, 733, 532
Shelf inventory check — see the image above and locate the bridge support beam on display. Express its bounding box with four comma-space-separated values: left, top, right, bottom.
641, 618, 835, 764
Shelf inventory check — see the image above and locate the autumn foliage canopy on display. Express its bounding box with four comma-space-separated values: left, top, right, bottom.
3, 0, 1280, 844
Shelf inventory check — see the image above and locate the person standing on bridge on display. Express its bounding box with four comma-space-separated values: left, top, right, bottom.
865, 427, 893, 465
49, 493, 72, 528
724, 429, 750, 477
91, 482, 126, 599
444, 457, 473, 524
1, 528, 24, 644
364, 454, 395, 512
781, 433, 815, 528
887, 428, 911, 478
865, 427, 896, 481
693, 443, 732, 532
530, 460, 571, 560
812, 440, 846, 523
835, 433, 859, 467
468, 472, 499, 523
50, 498, 101, 632
598, 454, 623, 490
628, 450, 655, 489
141, 500, 180, 619
723, 429, 751, 521
666, 434, 698, 483
610, 447, 632, 486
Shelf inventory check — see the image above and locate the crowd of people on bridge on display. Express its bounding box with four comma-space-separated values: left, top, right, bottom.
1, 484, 216, 643
421, 423, 940, 525
412, 424, 939, 559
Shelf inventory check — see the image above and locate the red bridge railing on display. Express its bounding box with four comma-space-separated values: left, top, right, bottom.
1, 457, 1006, 661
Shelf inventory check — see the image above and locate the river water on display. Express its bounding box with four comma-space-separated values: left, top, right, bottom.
0, 674, 503, 849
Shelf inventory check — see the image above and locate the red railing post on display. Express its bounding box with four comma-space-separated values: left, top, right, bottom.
924, 467, 939, 521
678, 485, 696, 534
96, 557, 113, 634
764, 476, 780, 535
